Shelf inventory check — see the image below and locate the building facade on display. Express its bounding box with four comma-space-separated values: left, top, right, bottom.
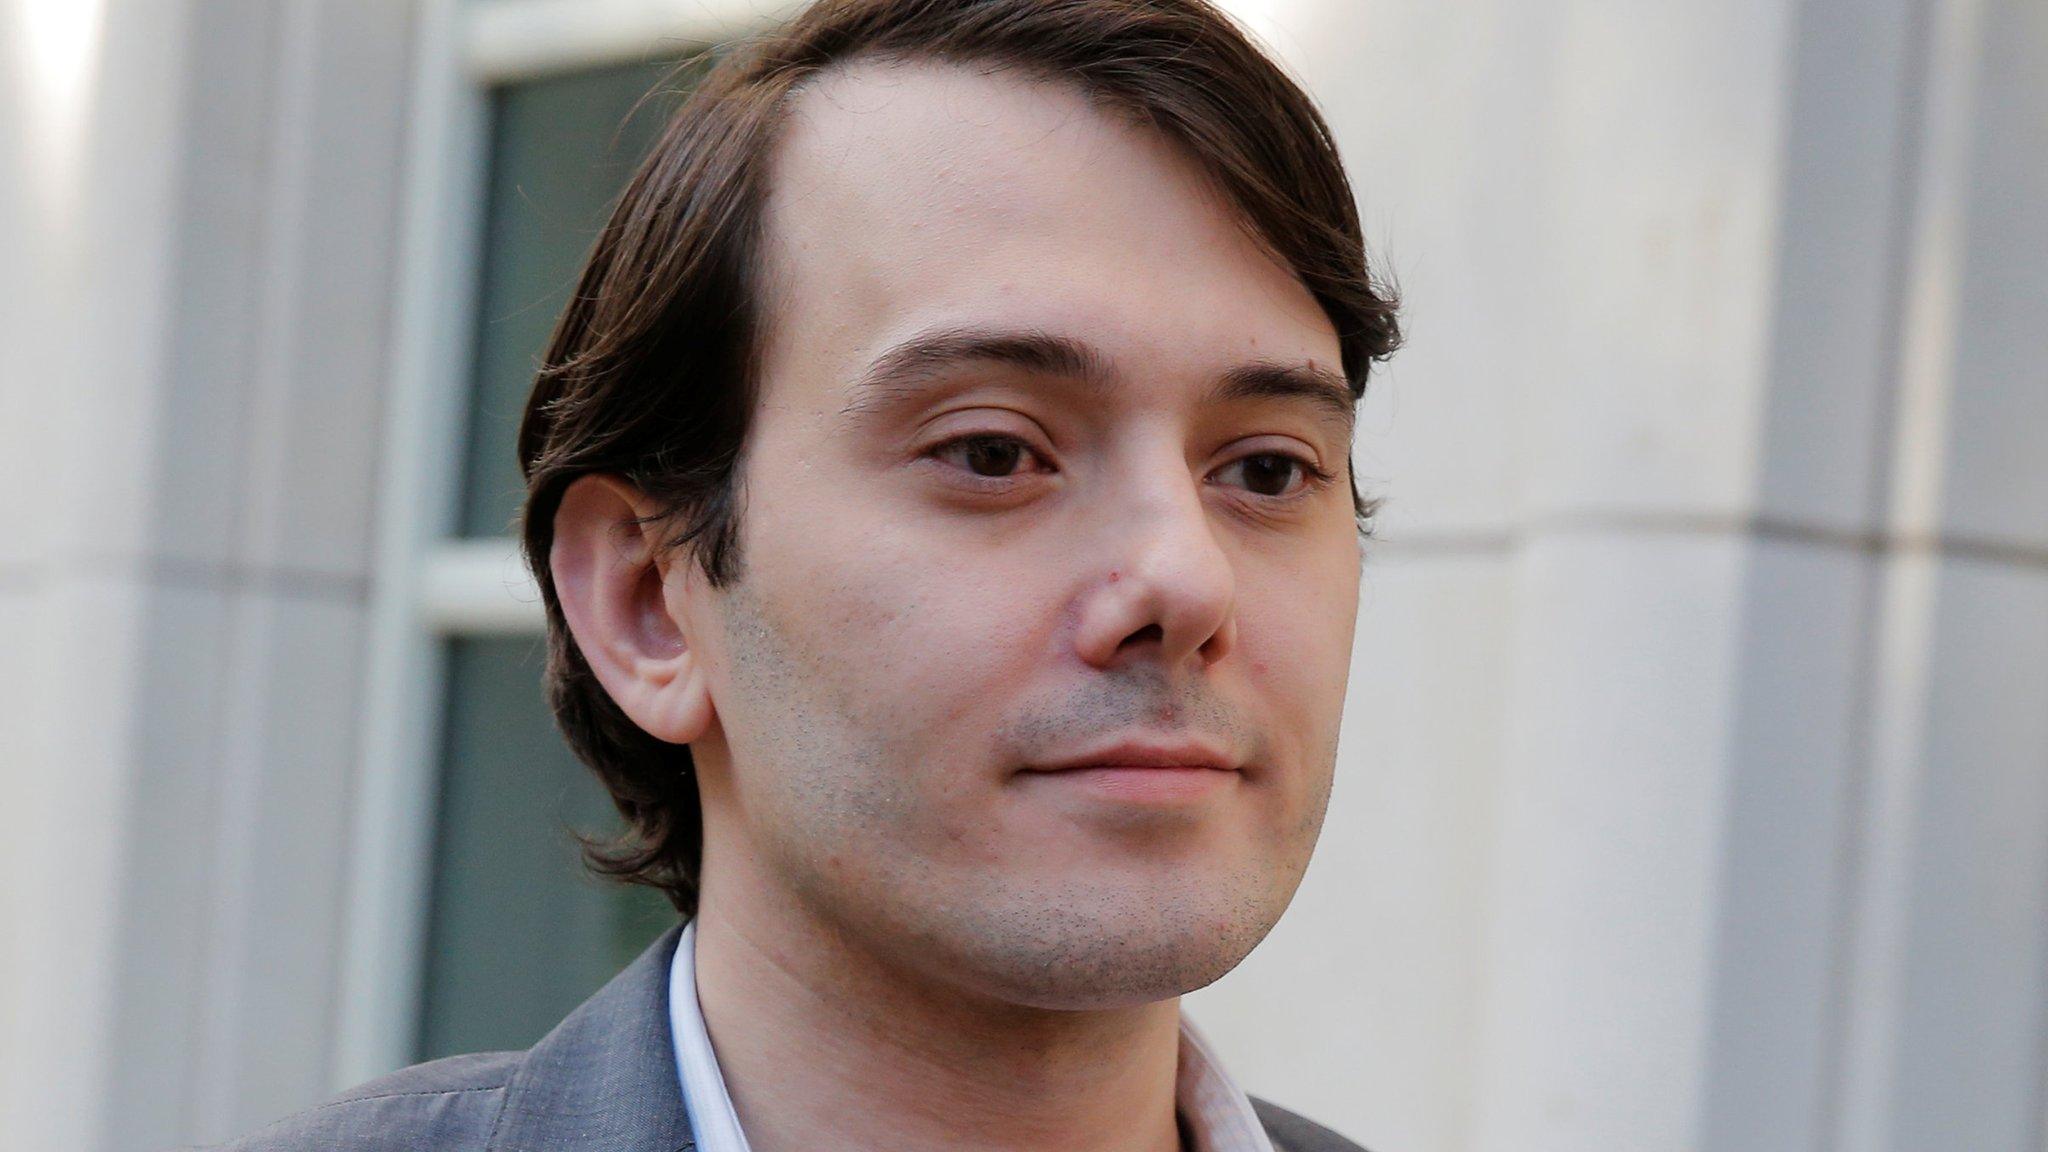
2, 1, 2044, 1149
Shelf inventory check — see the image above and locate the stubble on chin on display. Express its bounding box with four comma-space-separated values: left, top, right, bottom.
707, 573, 1334, 1014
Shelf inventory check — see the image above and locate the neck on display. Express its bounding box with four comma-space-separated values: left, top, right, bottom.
690, 887, 1186, 1152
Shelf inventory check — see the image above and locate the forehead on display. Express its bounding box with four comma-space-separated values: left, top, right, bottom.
755, 58, 1339, 405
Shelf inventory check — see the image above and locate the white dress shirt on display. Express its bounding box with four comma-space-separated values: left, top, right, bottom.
668, 919, 1277, 1152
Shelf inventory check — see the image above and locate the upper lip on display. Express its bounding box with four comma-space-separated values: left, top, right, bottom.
1026, 735, 1239, 773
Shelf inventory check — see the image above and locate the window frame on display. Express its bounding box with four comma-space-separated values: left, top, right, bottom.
333, 0, 795, 1089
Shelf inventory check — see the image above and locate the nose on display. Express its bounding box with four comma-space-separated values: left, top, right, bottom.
1072, 462, 1238, 672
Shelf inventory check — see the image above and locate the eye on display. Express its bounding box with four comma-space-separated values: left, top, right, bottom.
1212, 451, 1327, 499
930, 433, 1047, 479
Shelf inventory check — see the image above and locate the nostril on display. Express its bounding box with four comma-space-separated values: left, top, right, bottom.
1121, 623, 1165, 648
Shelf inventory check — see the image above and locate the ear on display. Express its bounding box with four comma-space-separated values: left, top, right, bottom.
549, 474, 715, 745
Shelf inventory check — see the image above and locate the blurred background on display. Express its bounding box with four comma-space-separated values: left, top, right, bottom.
2, 0, 2044, 1149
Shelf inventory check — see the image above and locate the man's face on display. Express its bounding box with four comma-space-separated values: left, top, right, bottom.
675, 60, 1361, 1009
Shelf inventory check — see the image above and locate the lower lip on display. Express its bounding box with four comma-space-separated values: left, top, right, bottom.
1027, 766, 1237, 804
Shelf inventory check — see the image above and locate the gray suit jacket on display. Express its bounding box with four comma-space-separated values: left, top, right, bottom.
214, 925, 1366, 1151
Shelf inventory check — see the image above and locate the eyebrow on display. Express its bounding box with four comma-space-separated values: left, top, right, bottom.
842, 324, 1356, 434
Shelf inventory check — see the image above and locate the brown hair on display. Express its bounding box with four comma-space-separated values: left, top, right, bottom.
517, 0, 1401, 916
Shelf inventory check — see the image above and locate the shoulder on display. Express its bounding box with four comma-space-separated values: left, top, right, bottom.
205, 1051, 523, 1151
1251, 1096, 1373, 1152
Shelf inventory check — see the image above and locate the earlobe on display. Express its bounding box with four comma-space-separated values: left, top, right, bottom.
549, 474, 717, 746
635, 646, 716, 746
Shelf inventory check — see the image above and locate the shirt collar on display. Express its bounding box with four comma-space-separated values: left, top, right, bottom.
669, 919, 1275, 1152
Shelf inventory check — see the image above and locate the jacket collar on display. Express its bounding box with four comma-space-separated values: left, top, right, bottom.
486, 922, 695, 1152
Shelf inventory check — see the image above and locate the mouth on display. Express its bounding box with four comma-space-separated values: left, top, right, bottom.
1019, 736, 1241, 805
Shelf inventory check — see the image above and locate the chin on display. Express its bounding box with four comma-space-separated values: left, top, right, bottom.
918, 878, 1291, 1011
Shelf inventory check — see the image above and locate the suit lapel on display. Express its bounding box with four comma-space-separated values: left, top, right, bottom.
486, 923, 696, 1152
476, 920, 1334, 1152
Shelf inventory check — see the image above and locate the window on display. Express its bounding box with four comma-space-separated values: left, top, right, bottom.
342, 2, 779, 1081
420, 50, 689, 1062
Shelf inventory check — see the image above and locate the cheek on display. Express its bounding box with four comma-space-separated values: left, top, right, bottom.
719, 527, 1065, 881
740, 498, 1059, 763
1238, 550, 1360, 752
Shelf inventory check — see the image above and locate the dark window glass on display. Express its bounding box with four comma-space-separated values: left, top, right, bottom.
417, 637, 677, 1060
422, 56, 708, 1059
456, 59, 690, 537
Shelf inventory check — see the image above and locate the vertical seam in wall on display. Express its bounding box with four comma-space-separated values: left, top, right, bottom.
2032, 797, 2048, 1152
187, 0, 320, 1140
180, 0, 283, 1126
117, 2, 285, 1144
1810, 0, 1937, 1147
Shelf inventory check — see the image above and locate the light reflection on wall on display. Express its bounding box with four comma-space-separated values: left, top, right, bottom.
10, 0, 106, 212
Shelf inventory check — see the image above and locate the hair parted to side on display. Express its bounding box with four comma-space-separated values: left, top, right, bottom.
517, 0, 1402, 917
